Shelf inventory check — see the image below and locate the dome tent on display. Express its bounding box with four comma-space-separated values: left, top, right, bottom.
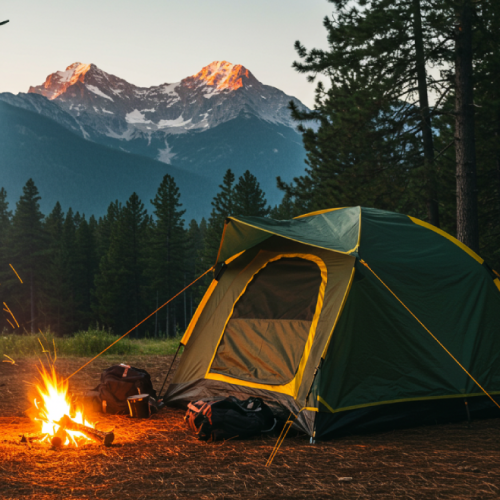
165, 207, 500, 438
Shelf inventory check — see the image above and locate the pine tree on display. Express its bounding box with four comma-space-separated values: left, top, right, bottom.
149, 175, 186, 337
74, 216, 99, 328
61, 208, 78, 331
470, 0, 500, 266
0, 188, 12, 331
233, 170, 270, 217
185, 218, 208, 323
42, 202, 72, 334
454, 0, 479, 252
270, 193, 301, 220
0, 187, 11, 236
94, 193, 149, 335
284, 0, 453, 225
0, 187, 12, 271
203, 169, 236, 267
95, 201, 122, 263
8, 179, 46, 333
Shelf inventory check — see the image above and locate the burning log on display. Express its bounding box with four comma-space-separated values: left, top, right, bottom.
51, 425, 69, 448
56, 414, 114, 446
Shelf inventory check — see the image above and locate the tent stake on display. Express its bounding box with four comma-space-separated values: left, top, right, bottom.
464, 398, 472, 429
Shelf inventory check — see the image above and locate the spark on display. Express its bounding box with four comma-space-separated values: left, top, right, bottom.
3, 302, 20, 328
6, 318, 15, 329
9, 264, 23, 284
38, 330, 56, 365
2, 355, 15, 365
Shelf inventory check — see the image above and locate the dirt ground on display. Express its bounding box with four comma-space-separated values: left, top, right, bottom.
1, 356, 500, 500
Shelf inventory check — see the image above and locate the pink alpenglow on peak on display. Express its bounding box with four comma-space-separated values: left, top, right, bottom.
29, 63, 92, 100
185, 61, 255, 91
25, 60, 308, 137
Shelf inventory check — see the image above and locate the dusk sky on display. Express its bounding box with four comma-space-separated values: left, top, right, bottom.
0, 0, 333, 108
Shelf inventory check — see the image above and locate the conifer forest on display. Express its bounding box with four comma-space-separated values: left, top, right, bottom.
1, 0, 499, 337
0, 171, 272, 337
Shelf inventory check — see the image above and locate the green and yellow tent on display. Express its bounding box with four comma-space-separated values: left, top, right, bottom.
165, 207, 500, 438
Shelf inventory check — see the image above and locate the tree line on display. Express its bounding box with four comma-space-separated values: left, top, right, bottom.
0, 169, 272, 337
278, 0, 500, 269
2, 0, 498, 335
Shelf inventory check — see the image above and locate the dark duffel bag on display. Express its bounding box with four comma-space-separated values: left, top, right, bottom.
185, 396, 276, 442
89, 364, 157, 414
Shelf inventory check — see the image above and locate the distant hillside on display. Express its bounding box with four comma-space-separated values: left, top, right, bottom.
0, 101, 212, 220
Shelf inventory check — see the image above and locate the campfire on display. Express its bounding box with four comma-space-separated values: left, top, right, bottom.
25, 365, 114, 447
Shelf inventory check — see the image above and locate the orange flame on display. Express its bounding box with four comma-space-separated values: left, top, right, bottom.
33, 365, 94, 446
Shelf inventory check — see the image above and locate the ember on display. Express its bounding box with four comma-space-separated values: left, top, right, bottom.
32, 365, 102, 447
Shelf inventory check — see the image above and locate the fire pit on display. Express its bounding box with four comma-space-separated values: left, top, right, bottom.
25, 365, 114, 447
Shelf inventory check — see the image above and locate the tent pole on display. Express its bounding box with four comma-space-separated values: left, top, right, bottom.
158, 343, 182, 399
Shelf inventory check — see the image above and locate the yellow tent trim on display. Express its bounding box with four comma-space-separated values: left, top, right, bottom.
408, 216, 484, 265
225, 250, 246, 266
494, 278, 500, 292
214, 220, 229, 265
205, 253, 328, 398
180, 279, 218, 346
318, 391, 500, 414
354, 206, 362, 253
228, 217, 358, 256
294, 207, 346, 219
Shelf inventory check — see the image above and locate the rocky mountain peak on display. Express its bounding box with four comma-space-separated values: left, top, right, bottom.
185, 61, 254, 91
25, 60, 308, 150
29, 62, 92, 100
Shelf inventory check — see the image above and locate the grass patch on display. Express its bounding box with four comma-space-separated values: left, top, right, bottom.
0, 328, 183, 360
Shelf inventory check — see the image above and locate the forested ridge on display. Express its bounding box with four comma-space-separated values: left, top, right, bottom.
0, 171, 271, 337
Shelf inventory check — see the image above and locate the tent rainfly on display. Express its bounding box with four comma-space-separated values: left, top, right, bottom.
165, 207, 500, 438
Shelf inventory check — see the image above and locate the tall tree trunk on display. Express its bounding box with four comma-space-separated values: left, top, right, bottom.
413, 0, 439, 227
455, 0, 479, 252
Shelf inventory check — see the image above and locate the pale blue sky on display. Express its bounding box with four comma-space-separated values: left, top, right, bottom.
0, 0, 333, 108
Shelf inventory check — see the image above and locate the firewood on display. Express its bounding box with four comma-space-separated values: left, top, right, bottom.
56, 414, 114, 446
51, 425, 68, 448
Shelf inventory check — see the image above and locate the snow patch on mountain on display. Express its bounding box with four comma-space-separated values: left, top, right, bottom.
160, 83, 180, 96
86, 84, 114, 101
126, 109, 152, 124
157, 115, 192, 129
157, 139, 176, 164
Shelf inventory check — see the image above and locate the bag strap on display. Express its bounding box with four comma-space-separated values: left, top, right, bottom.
186, 401, 213, 433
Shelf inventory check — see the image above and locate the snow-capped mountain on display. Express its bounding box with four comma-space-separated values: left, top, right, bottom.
28, 61, 306, 147
1, 61, 309, 218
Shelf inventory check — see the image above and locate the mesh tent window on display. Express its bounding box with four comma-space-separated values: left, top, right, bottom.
210, 257, 323, 385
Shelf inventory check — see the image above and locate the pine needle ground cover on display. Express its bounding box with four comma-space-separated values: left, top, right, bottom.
1, 356, 499, 500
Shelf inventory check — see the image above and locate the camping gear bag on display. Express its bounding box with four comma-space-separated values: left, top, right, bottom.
127, 394, 151, 418
185, 396, 276, 441
88, 364, 157, 414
